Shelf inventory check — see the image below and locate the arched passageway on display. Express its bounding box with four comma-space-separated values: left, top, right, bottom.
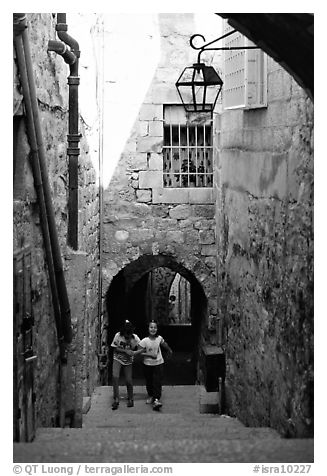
105, 255, 207, 386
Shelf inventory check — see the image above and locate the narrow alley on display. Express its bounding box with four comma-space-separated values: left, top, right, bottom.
13, 385, 313, 463
13, 11, 314, 469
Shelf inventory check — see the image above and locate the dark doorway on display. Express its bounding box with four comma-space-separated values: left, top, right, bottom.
105, 255, 207, 387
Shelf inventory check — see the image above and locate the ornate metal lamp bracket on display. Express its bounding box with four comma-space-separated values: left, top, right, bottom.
190, 29, 259, 63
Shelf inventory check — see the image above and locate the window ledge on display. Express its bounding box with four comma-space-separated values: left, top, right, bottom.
152, 187, 214, 204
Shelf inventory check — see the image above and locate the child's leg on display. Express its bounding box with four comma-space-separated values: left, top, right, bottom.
112, 359, 121, 402
143, 364, 154, 398
123, 364, 133, 401
152, 364, 164, 401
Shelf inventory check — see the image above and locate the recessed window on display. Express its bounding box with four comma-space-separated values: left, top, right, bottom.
163, 105, 213, 188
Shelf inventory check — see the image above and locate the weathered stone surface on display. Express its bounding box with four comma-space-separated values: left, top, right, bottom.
139, 170, 163, 188
166, 231, 185, 243
148, 153, 163, 171
189, 188, 214, 204
194, 219, 215, 230
159, 218, 178, 228
131, 179, 139, 189
178, 218, 194, 229
192, 205, 215, 219
137, 136, 163, 153
184, 230, 199, 245
99, 18, 219, 408
14, 14, 313, 444
200, 245, 217, 256
199, 229, 215, 245
130, 228, 155, 242
66, 251, 88, 427
13, 59, 24, 114
129, 153, 148, 171
148, 120, 164, 137
114, 230, 130, 242
151, 204, 169, 218
139, 104, 163, 121
204, 256, 217, 270
152, 188, 189, 204
13, 13, 100, 429
169, 204, 191, 220
216, 59, 313, 437
144, 84, 181, 104
220, 150, 288, 200
136, 190, 152, 202
138, 121, 149, 137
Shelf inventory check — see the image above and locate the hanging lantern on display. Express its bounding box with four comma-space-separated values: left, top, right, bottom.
175, 62, 223, 113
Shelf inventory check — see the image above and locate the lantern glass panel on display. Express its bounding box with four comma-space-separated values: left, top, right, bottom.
177, 63, 223, 113
179, 67, 195, 83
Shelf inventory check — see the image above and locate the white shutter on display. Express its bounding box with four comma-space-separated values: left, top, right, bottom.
223, 21, 267, 110
246, 44, 267, 108
223, 23, 247, 109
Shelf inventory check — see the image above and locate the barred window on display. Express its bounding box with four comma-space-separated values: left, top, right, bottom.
163, 105, 213, 188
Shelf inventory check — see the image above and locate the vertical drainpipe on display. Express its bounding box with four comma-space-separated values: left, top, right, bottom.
14, 13, 74, 427
14, 14, 72, 347
47, 13, 81, 426
55, 13, 81, 251
13, 15, 63, 344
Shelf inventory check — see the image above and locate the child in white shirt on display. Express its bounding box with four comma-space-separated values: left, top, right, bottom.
138, 320, 173, 411
110, 320, 142, 410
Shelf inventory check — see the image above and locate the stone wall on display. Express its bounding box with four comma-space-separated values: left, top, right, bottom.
13, 13, 100, 428
149, 267, 176, 324
102, 14, 219, 345
216, 57, 314, 436
103, 201, 218, 323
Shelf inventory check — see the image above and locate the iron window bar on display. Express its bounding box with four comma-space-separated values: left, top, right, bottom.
163, 111, 213, 188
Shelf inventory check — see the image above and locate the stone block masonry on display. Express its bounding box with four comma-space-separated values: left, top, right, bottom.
139, 170, 163, 188
102, 202, 217, 270
216, 56, 313, 437
136, 190, 152, 203
99, 17, 223, 395
13, 14, 100, 429
102, 14, 219, 340
102, 197, 218, 319
139, 104, 163, 121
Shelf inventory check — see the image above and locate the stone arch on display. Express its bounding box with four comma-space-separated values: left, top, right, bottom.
104, 253, 216, 385
104, 253, 217, 319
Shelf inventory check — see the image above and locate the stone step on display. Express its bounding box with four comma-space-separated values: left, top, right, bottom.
13, 385, 314, 464
35, 420, 281, 441
13, 436, 314, 463
84, 409, 246, 427
85, 384, 220, 418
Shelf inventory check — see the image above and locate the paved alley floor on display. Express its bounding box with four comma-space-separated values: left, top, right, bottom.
13, 385, 314, 463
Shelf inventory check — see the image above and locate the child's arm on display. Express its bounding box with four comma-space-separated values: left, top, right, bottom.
135, 344, 157, 358
112, 344, 133, 356
133, 345, 147, 356
161, 340, 173, 358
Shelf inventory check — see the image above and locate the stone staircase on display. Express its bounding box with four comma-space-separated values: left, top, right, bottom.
13, 385, 314, 463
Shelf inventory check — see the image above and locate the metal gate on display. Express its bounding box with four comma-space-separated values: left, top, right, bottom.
13, 248, 36, 442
